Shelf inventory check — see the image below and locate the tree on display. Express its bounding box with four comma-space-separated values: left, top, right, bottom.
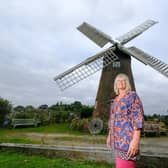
81, 105, 94, 118
71, 101, 82, 117
14, 105, 25, 112
49, 104, 59, 111
71, 101, 82, 110
0, 97, 12, 126
25, 105, 35, 111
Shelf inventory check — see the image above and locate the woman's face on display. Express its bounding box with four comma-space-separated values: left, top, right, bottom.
116, 76, 126, 90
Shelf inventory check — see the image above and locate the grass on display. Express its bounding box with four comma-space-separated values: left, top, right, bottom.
53, 136, 105, 144
0, 123, 89, 135
0, 123, 95, 144
0, 150, 114, 168
0, 137, 41, 144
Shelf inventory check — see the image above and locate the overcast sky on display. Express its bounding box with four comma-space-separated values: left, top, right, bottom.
0, 0, 168, 115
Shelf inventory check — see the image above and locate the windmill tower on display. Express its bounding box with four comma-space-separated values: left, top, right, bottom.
54, 20, 168, 132
93, 48, 136, 122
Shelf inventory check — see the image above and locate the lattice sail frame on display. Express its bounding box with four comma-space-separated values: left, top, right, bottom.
55, 47, 119, 91
116, 20, 158, 45
124, 46, 168, 78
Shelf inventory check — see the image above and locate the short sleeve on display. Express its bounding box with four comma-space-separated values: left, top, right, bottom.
131, 92, 144, 130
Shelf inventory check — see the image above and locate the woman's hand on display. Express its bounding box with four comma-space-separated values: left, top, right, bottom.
127, 139, 140, 158
127, 129, 141, 158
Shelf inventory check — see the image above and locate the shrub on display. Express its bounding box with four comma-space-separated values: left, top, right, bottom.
70, 118, 90, 132
0, 97, 12, 127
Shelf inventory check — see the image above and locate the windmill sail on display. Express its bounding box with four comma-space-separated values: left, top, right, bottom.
116, 20, 158, 45
54, 47, 119, 90
122, 46, 168, 78
77, 22, 115, 48
54, 19, 162, 91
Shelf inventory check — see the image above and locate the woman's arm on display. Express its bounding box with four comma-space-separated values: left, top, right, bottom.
127, 92, 144, 157
106, 130, 111, 148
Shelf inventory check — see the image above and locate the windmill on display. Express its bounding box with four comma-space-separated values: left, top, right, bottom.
54, 20, 168, 133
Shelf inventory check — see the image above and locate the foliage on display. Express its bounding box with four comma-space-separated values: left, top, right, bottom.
81, 105, 94, 118
12, 105, 36, 120
13, 111, 35, 119
35, 109, 50, 125
47, 101, 94, 124
0, 97, 12, 127
145, 114, 168, 128
70, 118, 90, 132
160, 115, 168, 128
13, 105, 25, 112
49, 110, 71, 124
25, 105, 35, 112
2, 95, 168, 131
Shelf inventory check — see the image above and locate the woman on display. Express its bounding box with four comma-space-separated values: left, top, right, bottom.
107, 73, 144, 168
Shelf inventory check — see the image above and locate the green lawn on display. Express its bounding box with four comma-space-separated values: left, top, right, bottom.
0, 150, 114, 168
0, 123, 94, 144
0, 123, 104, 144
0, 123, 89, 135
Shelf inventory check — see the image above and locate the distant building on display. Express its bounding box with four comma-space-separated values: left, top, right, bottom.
38, 104, 48, 110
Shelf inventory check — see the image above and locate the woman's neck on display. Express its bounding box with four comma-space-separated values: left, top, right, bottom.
118, 89, 128, 97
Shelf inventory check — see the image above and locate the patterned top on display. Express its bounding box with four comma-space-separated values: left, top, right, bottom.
108, 91, 144, 160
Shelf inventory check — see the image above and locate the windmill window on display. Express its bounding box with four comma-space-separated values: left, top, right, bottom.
112, 61, 121, 68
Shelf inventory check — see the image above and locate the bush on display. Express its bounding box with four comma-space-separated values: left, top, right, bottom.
70, 118, 90, 132
49, 110, 72, 124
81, 106, 94, 119
0, 97, 12, 127
35, 109, 50, 125
13, 111, 35, 119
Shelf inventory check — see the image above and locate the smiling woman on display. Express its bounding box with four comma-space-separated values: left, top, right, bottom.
107, 73, 144, 168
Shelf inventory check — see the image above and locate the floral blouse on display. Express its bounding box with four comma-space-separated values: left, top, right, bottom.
108, 91, 144, 160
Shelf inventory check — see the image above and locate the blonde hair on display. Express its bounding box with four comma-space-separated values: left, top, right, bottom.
114, 73, 132, 95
